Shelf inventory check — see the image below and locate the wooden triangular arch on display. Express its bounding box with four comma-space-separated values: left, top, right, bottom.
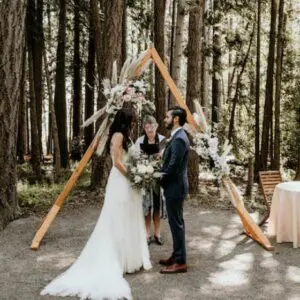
31, 47, 273, 251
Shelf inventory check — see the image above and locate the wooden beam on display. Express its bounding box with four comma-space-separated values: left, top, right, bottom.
222, 176, 274, 251
30, 135, 101, 250
135, 49, 152, 77
149, 47, 200, 130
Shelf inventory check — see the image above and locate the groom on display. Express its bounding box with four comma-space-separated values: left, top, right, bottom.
159, 106, 190, 274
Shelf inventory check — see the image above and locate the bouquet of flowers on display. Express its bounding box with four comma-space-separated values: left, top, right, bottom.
126, 152, 162, 191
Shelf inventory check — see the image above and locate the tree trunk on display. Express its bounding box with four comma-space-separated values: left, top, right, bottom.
27, 0, 42, 180
0, 0, 27, 229
168, 0, 177, 107
186, 0, 203, 195
211, 0, 222, 126
91, 0, 124, 188
84, 0, 96, 150
154, 0, 167, 135
44, 44, 61, 172
17, 49, 27, 164
71, 0, 82, 161
35, 0, 44, 158
295, 105, 300, 180
171, 0, 186, 99
186, 0, 203, 111
46, 1, 52, 155
28, 49, 42, 180
54, 0, 68, 168
228, 24, 254, 142
201, 0, 209, 115
245, 157, 254, 197
273, 0, 285, 170
255, 0, 261, 177
121, 0, 127, 65
261, 0, 277, 170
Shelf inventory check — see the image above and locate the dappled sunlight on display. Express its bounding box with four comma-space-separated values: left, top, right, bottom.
202, 225, 222, 236
188, 236, 214, 253
202, 253, 254, 291
260, 256, 280, 269
214, 240, 237, 259
208, 268, 249, 286
219, 253, 254, 271
261, 282, 285, 295
37, 252, 76, 269
287, 266, 300, 283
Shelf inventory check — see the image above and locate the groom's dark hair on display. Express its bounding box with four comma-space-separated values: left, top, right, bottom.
170, 106, 187, 126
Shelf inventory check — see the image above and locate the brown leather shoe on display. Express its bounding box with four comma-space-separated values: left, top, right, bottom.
160, 263, 187, 274
159, 256, 175, 266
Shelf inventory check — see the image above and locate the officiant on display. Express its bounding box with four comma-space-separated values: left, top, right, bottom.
135, 115, 165, 245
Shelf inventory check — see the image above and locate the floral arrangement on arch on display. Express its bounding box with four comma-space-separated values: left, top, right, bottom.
185, 100, 233, 180
103, 79, 155, 121
81, 51, 155, 156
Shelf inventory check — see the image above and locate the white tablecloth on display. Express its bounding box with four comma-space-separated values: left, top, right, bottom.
269, 181, 300, 248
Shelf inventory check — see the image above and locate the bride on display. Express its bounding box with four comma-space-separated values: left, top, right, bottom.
41, 108, 152, 300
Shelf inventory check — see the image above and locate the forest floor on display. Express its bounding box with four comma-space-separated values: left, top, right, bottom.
1, 171, 300, 300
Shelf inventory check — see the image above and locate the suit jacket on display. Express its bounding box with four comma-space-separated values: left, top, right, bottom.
161, 128, 190, 199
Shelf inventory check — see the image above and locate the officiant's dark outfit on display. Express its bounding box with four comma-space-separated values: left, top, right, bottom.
160, 128, 190, 270
138, 134, 164, 217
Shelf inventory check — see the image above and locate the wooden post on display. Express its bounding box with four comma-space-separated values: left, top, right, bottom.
222, 176, 274, 250
149, 47, 199, 130
30, 135, 100, 250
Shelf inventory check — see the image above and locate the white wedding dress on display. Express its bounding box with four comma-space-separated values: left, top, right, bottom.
41, 149, 151, 300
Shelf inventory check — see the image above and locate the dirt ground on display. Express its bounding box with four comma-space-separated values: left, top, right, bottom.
1, 199, 300, 300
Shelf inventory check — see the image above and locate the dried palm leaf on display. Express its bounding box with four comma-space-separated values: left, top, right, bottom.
81, 106, 107, 128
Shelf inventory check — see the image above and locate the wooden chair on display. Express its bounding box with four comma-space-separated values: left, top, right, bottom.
258, 171, 282, 226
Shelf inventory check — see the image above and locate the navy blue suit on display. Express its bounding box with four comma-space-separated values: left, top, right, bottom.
161, 128, 190, 264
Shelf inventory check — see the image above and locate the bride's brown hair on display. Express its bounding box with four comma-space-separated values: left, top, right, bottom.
107, 108, 135, 151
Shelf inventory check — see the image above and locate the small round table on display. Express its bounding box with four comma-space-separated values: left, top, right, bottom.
269, 181, 300, 248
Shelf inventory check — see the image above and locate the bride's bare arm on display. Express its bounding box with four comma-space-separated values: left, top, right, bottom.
111, 133, 127, 177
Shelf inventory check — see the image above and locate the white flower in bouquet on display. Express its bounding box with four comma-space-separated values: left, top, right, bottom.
153, 172, 162, 178
134, 175, 142, 183
137, 164, 147, 174
146, 165, 154, 174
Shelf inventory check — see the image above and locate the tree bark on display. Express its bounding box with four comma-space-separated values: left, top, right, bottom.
211, 0, 222, 126
228, 24, 255, 143
27, 0, 42, 179
254, 0, 261, 177
35, 0, 44, 158
201, 0, 209, 115
28, 47, 42, 180
273, 0, 285, 170
0, 0, 27, 229
17, 48, 27, 164
171, 0, 186, 99
44, 44, 61, 172
71, 0, 82, 161
154, 0, 167, 135
186, 0, 203, 111
84, 0, 96, 150
54, 0, 68, 168
121, 0, 127, 65
295, 105, 300, 180
91, 0, 124, 188
261, 0, 277, 170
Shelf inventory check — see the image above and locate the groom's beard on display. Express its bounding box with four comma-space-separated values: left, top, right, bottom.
165, 120, 174, 130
